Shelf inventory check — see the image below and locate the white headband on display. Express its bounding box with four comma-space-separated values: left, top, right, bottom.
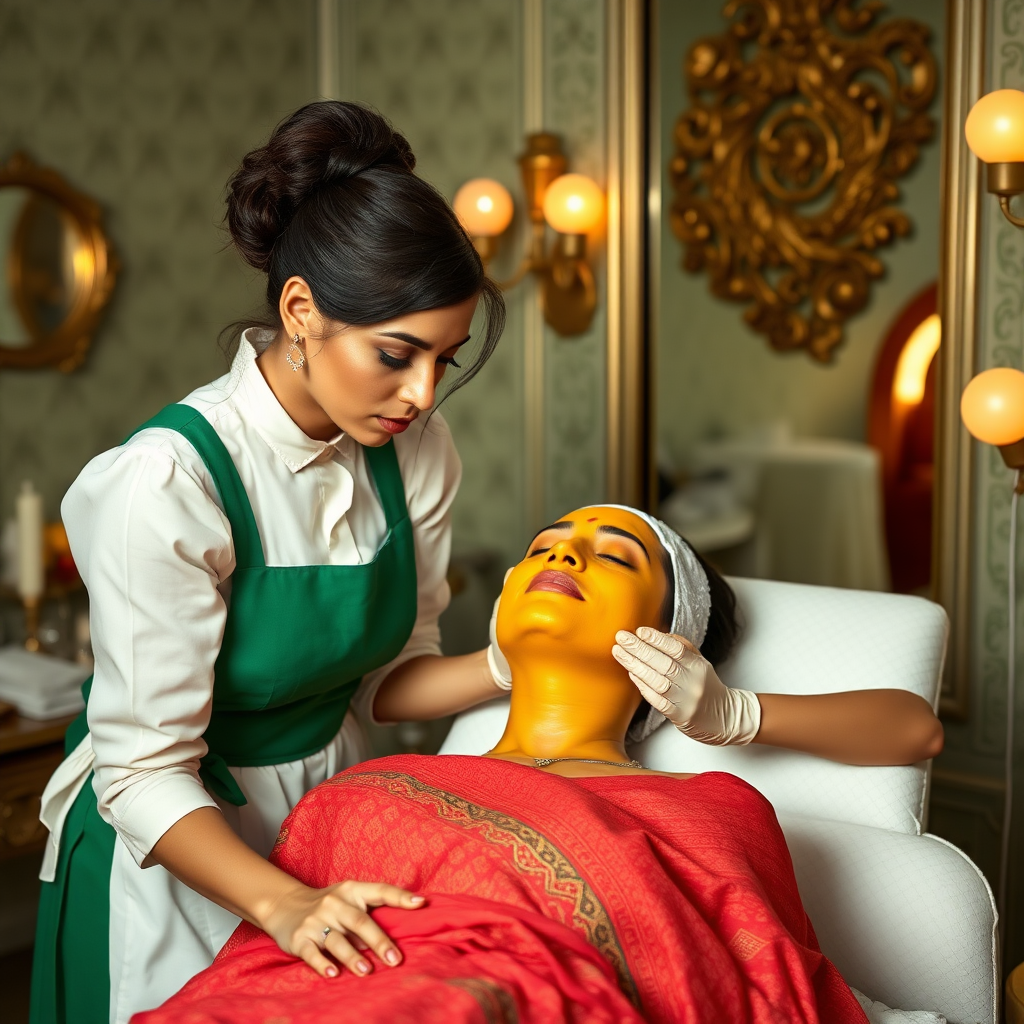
595, 505, 712, 745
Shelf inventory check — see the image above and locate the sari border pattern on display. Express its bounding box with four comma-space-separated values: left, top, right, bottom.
326, 770, 639, 1006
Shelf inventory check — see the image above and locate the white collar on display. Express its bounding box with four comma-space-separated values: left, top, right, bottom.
232, 328, 347, 474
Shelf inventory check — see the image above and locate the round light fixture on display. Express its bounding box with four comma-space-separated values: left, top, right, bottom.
960, 366, 1024, 446
542, 174, 604, 235
452, 179, 514, 237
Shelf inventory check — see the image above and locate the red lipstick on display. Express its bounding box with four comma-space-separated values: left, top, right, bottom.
377, 416, 414, 434
526, 570, 583, 600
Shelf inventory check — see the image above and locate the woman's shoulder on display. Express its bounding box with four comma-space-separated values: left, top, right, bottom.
64, 404, 228, 528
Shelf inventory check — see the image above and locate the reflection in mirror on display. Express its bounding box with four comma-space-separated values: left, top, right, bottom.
0, 187, 33, 347
1, 188, 89, 346
651, 0, 943, 601
14, 192, 87, 338
0, 152, 117, 371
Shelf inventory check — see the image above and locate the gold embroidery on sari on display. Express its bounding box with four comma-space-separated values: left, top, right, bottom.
332, 771, 639, 1007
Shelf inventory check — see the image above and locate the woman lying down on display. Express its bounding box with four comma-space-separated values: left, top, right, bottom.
136, 505, 941, 1024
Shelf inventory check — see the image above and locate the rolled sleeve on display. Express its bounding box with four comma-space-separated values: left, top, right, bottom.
353, 413, 462, 725
63, 432, 234, 864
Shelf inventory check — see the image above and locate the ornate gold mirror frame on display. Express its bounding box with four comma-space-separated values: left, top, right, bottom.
0, 152, 117, 371
606, 0, 982, 718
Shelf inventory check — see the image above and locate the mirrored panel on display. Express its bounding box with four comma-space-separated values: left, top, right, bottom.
651, 0, 944, 601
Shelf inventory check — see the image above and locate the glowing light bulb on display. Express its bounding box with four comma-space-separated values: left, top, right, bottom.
894, 314, 941, 404
965, 90, 1024, 163
453, 179, 514, 237
542, 174, 604, 234
961, 367, 1024, 446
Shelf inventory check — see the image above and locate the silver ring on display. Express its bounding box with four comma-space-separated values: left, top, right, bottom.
322, 926, 331, 941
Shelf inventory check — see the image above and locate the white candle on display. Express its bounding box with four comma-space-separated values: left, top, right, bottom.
16, 480, 44, 600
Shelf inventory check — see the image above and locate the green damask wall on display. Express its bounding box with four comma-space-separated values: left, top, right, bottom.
655, 0, 944, 465
0, 0, 317, 524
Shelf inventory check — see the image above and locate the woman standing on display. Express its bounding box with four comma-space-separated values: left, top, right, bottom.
30, 101, 508, 1024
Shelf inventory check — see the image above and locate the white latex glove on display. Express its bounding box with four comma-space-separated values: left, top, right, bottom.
486, 586, 512, 691
611, 626, 760, 745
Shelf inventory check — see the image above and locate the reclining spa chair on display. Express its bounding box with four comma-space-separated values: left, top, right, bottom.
439, 577, 998, 1024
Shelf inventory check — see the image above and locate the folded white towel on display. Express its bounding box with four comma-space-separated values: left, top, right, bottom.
851, 987, 947, 1024
0, 645, 88, 719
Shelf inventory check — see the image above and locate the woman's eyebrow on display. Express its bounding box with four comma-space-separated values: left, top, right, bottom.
597, 525, 650, 562
377, 331, 471, 351
527, 521, 574, 548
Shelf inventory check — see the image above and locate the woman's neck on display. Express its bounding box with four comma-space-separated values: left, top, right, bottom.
256, 336, 340, 442
487, 657, 639, 764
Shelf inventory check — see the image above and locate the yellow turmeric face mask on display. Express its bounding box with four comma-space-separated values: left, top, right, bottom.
497, 505, 669, 675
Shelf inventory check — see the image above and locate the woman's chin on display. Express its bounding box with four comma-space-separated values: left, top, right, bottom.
339, 419, 393, 447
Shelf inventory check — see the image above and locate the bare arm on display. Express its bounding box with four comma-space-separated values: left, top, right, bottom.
150, 807, 423, 978
754, 689, 944, 765
373, 649, 500, 722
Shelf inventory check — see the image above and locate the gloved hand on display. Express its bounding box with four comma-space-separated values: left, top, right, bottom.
611, 626, 760, 745
486, 593, 512, 691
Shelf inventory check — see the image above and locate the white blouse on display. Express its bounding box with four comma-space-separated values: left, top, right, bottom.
61, 329, 461, 865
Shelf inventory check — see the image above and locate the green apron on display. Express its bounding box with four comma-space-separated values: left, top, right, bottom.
30, 403, 417, 1024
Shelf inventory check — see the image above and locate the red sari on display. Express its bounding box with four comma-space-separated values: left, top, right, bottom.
134, 755, 867, 1024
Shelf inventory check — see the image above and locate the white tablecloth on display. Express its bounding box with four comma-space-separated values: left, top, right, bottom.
688, 438, 890, 592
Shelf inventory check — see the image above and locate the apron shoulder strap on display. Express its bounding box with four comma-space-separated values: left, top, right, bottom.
126, 404, 265, 569
363, 439, 408, 527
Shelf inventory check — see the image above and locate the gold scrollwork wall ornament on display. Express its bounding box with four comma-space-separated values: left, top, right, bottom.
0, 152, 118, 371
670, 0, 937, 362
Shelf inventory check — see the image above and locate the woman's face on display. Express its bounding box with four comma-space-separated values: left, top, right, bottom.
278, 280, 479, 446
497, 506, 669, 666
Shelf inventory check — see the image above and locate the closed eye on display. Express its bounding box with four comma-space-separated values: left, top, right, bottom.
599, 553, 635, 569
528, 546, 551, 558
378, 351, 411, 370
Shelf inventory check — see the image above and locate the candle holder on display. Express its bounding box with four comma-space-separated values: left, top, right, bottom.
22, 595, 41, 652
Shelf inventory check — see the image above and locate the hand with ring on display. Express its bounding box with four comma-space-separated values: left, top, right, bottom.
259, 879, 426, 978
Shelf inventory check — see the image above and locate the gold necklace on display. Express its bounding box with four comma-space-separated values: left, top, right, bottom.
533, 756, 645, 769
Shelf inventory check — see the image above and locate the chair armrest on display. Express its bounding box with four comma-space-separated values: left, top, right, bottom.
778, 812, 997, 1024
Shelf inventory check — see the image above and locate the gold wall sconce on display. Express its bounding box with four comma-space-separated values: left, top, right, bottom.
454, 133, 604, 337
966, 88, 1024, 230
965, 87, 1024, 476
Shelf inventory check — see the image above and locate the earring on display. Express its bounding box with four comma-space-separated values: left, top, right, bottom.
286, 333, 305, 372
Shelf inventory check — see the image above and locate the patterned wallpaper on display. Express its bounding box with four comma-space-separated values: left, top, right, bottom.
0, 0, 317, 522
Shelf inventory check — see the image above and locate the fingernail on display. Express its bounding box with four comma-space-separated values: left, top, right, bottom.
615, 630, 633, 644
356, 960, 370, 975
410, 895, 425, 904
326, 966, 338, 978
385, 949, 400, 965
637, 626, 652, 640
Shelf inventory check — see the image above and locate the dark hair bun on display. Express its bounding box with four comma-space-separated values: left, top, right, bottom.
223, 99, 505, 405
226, 101, 416, 272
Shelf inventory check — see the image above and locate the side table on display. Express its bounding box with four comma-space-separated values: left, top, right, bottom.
0, 707, 74, 860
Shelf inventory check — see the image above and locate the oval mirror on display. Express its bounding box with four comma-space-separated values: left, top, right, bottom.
0, 152, 117, 371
